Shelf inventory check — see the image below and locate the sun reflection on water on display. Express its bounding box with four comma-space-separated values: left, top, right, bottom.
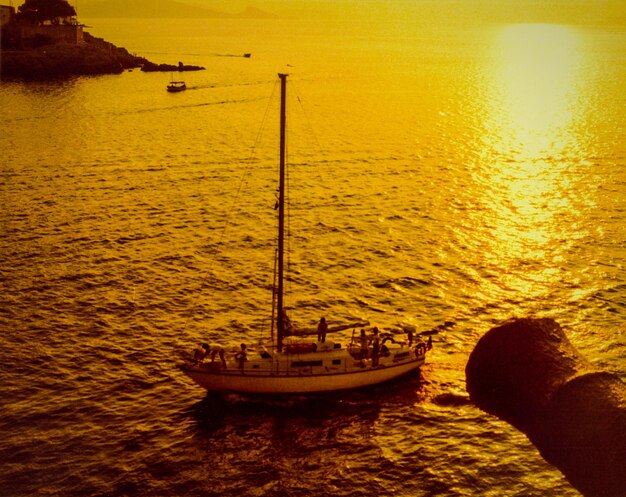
493, 24, 583, 158
474, 24, 593, 303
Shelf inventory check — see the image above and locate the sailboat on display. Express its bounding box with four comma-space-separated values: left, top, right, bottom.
179, 73, 431, 395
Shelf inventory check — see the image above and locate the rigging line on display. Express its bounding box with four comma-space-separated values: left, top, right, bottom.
270, 247, 278, 344
181, 79, 281, 337
282, 80, 314, 317
285, 81, 311, 316
284, 93, 292, 314
285, 133, 291, 313
291, 78, 325, 160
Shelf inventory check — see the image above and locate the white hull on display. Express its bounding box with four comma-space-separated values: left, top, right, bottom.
181, 360, 423, 395
180, 340, 427, 395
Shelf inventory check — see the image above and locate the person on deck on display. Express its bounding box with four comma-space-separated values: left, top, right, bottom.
359, 329, 369, 359
317, 317, 328, 343
283, 310, 294, 335
235, 343, 247, 371
210, 345, 226, 368
371, 328, 381, 367
194, 343, 209, 364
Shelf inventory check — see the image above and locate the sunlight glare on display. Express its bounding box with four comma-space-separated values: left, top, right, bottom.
474, 24, 590, 300
493, 24, 582, 158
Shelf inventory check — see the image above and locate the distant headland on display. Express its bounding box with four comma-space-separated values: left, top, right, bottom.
0, 3, 205, 79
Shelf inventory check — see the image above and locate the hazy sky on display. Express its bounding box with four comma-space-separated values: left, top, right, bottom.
187, 0, 625, 24
12, 0, 626, 24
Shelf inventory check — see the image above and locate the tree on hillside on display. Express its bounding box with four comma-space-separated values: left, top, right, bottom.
17, 0, 77, 25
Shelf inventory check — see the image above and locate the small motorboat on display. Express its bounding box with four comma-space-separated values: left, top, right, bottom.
167, 81, 186, 92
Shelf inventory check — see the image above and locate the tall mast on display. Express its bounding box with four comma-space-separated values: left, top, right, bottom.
276, 73, 288, 352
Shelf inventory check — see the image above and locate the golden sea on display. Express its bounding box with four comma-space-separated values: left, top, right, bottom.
1, 16, 624, 496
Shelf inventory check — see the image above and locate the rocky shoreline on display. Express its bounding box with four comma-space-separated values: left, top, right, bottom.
0, 31, 204, 79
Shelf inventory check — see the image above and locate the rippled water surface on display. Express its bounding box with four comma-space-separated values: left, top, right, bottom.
1, 17, 625, 497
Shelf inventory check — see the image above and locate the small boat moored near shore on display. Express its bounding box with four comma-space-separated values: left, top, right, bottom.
167, 81, 186, 92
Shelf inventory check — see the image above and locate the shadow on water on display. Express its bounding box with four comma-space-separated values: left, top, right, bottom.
175, 392, 388, 497
169, 372, 474, 497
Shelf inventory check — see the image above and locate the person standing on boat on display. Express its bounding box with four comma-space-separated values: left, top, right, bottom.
371, 328, 381, 367
283, 310, 295, 336
317, 317, 328, 343
359, 329, 369, 359
407, 328, 414, 347
235, 343, 247, 371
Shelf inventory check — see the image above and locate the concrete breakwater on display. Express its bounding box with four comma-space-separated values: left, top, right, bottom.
466, 317, 626, 497
1, 31, 204, 78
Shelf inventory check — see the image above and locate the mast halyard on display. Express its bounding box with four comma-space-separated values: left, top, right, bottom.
276, 73, 288, 352
180, 71, 432, 395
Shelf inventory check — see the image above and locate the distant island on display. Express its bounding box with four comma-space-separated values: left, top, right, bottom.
0, 2, 206, 79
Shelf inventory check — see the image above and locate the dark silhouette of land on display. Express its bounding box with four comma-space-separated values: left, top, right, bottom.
1, 31, 204, 79
0, 1, 213, 79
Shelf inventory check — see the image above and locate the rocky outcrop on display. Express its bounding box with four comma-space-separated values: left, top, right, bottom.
466, 317, 626, 497
0, 30, 204, 78
141, 61, 204, 73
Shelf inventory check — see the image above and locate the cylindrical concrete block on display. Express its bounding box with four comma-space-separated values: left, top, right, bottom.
466, 317, 625, 497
